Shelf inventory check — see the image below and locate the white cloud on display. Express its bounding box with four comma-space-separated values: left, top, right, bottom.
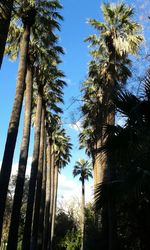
58, 174, 93, 207
64, 77, 76, 86
68, 121, 82, 132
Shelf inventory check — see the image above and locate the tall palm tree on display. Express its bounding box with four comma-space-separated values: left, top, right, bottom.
30, 106, 45, 250
42, 114, 59, 250
23, 62, 65, 250
0, 0, 63, 246
81, 4, 143, 249
85, 1, 143, 184
94, 69, 150, 249
22, 85, 43, 250
5, 3, 63, 249
73, 159, 92, 250
0, 2, 36, 241
31, 65, 66, 249
0, 0, 14, 68
7, 59, 33, 250
42, 138, 52, 250
50, 128, 72, 248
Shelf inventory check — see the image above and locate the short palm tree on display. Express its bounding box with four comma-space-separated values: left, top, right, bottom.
73, 159, 92, 250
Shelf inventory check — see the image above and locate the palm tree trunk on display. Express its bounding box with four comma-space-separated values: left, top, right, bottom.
81, 178, 85, 250
51, 164, 58, 247
42, 140, 52, 250
30, 107, 45, 250
6, 62, 33, 250
22, 91, 42, 250
0, 0, 14, 68
94, 139, 105, 229
0, 23, 30, 244
48, 150, 55, 250
37, 130, 47, 250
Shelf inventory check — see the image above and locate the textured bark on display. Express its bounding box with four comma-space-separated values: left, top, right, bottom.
51, 164, 58, 245
30, 107, 45, 250
81, 177, 85, 250
48, 150, 55, 250
42, 141, 52, 250
37, 129, 47, 250
7, 63, 33, 250
101, 49, 117, 250
0, 0, 14, 68
22, 92, 42, 250
0, 24, 30, 244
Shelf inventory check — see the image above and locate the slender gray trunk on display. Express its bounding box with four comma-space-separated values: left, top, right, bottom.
7, 62, 33, 250
0, 23, 30, 244
81, 178, 85, 250
22, 92, 42, 250
51, 164, 58, 245
48, 149, 55, 250
37, 128, 47, 250
30, 107, 45, 250
42, 140, 52, 250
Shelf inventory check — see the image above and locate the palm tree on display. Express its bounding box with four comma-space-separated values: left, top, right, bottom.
23, 62, 65, 250
30, 107, 45, 250
7, 59, 33, 250
85, 1, 143, 184
31, 65, 66, 249
81, 4, 143, 249
0, 2, 36, 240
6, 17, 62, 250
73, 159, 92, 250
94, 69, 150, 249
0, 0, 64, 247
22, 85, 43, 250
42, 138, 52, 250
50, 128, 72, 248
0, 0, 14, 68
42, 114, 60, 250
6, 35, 63, 250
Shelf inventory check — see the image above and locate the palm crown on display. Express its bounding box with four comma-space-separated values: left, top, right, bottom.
73, 159, 92, 182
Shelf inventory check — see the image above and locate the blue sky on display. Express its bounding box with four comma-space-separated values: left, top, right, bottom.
0, 0, 149, 203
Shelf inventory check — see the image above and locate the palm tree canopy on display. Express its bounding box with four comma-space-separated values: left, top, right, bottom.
73, 159, 92, 182
86, 2, 143, 57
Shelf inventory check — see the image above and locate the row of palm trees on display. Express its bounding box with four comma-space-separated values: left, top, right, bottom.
80, 2, 144, 250
0, 0, 72, 249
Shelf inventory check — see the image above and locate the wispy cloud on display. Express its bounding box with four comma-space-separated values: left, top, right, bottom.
68, 121, 82, 132
58, 174, 93, 205
64, 77, 76, 86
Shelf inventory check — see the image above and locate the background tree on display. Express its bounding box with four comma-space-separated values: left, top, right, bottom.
73, 159, 92, 250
